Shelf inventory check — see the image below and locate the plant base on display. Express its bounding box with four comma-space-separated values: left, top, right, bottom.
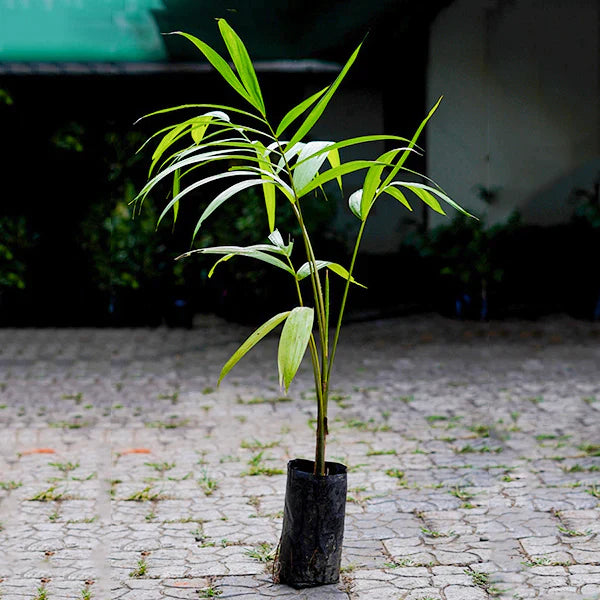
276, 459, 347, 589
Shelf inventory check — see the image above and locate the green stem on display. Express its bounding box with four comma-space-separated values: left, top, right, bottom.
267, 124, 329, 476
328, 219, 367, 377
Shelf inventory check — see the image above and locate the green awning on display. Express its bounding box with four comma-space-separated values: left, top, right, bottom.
0, 0, 167, 61
0, 1, 451, 64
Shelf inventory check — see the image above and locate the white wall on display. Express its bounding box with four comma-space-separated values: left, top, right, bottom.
427, 0, 600, 227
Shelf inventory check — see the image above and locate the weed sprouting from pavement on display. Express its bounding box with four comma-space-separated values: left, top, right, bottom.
29, 486, 64, 502
129, 557, 148, 578
198, 470, 218, 496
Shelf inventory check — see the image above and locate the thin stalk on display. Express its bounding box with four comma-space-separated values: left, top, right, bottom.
292, 203, 328, 358
266, 122, 329, 476
328, 219, 367, 377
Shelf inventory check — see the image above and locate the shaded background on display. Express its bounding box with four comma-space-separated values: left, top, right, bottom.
0, 0, 598, 326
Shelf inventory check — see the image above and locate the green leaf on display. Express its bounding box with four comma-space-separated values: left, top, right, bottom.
172, 168, 181, 224
275, 86, 328, 137
327, 147, 342, 194
156, 170, 255, 228
292, 141, 334, 192
286, 42, 362, 149
293, 135, 412, 165
193, 179, 275, 241
217, 19, 265, 115
388, 182, 458, 215
135, 103, 264, 125
297, 160, 391, 198
179, 245, 295, 277
190, 111, 230, 145
278, 307, 314, 392
218, 311, 291, 385
360, 147, 405, 217
296, 261, 366, 288
268, 229, 294, 256
169, 31, 255, 109
381, 97, 443, 191
253, 141, 276, 232
381, 185, 412, 211
140, 148, 257, 204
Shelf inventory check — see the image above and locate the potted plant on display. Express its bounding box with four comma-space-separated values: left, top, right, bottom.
136, 19, 472, 587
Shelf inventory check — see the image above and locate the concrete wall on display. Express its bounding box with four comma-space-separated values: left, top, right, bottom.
427, 0, 600, 227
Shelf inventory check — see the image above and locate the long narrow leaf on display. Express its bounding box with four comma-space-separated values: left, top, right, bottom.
178, 245, 294, 277
389, 181, 475, 217
380, 97, 443, 191
292, 136, 412, 168
278, 307, 314, 392
297, 160, 392, 198
217, 19, 265, 115
360, 148, 404, 217
193, 179, 276, 241
168, 32, 254, 108
156, 170, 255, 228
135, 103, 266, 125
139, 148, 257, 203
327, 147, 342, 195
172, 168, 181, 224
218, 311, 291, 385
203, 249, 295, 277
276, 86, 328, 137
296, 260, 366, 288
253, 141, 276, 231
381, 185, 412, 211
286, 42, 362, 149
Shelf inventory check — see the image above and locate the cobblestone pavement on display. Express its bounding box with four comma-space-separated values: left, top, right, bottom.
1, 314, 599, 600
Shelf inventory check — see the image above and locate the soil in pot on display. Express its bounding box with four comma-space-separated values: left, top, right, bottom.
276, 458, 347, 588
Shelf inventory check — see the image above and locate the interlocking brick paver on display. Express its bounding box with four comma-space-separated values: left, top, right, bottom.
1, 315, 599, 598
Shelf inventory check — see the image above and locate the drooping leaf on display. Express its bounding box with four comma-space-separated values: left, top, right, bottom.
228, 164, 295, 203
286, 42, 362, 149
278, 307, 314, 392
387, 181, 477, 216
156, 170, 255, 228
139, 148, 258, 205
135, 102, 265, 125
276, 86, 328, 137
381, 185, 412, 211
178, 245, 295, 276
218, 311, 291, 385
193, 178, 276, 241
292, 141, 334, 192
296, 260, 366, 288
217, 19, 265, 115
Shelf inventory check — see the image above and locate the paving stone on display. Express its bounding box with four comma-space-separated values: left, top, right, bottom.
2, 316, 600, 597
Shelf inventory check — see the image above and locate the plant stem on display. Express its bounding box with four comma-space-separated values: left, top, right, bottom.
269, 128, 329, 476
328, 219, 367, 377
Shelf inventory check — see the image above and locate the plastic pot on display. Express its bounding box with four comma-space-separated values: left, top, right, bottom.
276, 458, 347, 588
